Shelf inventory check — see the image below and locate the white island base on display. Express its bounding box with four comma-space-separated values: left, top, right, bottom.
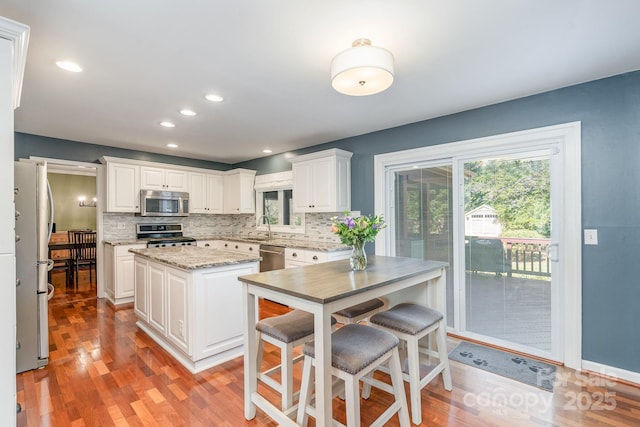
132, 248, 260, 374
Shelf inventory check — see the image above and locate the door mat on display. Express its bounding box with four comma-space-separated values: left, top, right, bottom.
449, 341, 556, 391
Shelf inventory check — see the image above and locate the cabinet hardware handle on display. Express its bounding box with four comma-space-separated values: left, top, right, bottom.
312, 256, 318, 260
204, 243, 210, 247
235, 245, 239, 249
292, 253, 297, 257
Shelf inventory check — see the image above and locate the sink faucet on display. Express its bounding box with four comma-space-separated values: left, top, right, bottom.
257, 214, 272, 240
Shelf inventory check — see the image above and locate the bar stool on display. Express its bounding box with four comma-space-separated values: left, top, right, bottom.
256, 309, 337, 416
332, 298, 387, 325
368, 303, 452, 425
296, 324, 410, 427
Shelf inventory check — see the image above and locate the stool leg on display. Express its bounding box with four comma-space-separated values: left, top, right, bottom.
296, 356, 313, 427
361, 372, 372, 399
281, 342, 294, 411
344, 375, 360, 427
389, 347, 411, 427
436, 320, 453, 391
406, 337, 422, 425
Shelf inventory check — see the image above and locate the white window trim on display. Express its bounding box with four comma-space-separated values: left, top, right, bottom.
373, 121, 582, 370
255, 171, 305, 234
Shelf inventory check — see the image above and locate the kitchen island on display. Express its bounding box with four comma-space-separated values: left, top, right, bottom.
130, 246, 260, 373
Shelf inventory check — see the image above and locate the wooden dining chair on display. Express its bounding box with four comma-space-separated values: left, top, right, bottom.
69, 230, 97, 288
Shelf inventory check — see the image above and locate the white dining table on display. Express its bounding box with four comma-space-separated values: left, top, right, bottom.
238, 255, 447, 427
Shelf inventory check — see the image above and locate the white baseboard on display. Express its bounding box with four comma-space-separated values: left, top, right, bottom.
582, 360, 640, 387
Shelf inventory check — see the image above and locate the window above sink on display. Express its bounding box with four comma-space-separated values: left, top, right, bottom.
255, 171, 305, 234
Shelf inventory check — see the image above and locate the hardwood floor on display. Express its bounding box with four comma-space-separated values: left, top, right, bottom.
17, 270, 640, 426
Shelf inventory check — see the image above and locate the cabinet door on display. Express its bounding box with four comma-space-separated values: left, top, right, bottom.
309, 157, 335, 211
103, 245, 115, 299
167, 269, 190, 354
189, 172, 208, 213
292, 161, 313, 212
117, 256, 135, 298
134, 259, 148, 321
206, 174, 224, 214
238, 172, 256, 213
165, 169, 188, 192
140, 166, 165, 190
223, 173, 241, 213
107, 163, 140, 212
148, 262, 166, 334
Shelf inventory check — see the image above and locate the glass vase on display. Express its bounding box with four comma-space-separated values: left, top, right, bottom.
350, 240, 367, 271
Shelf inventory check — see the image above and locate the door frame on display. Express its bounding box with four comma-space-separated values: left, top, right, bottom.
374, 122, 582, 369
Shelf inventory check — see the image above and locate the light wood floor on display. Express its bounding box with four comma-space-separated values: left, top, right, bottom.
16, 269, 640, 426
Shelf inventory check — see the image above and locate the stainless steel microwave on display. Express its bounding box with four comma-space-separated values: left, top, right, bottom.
140, 190, 189, 217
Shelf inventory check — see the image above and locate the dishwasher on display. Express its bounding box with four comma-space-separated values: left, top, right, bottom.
259, 244, 285, 272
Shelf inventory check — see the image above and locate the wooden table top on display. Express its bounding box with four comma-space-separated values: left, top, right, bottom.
238, 255, 447, 304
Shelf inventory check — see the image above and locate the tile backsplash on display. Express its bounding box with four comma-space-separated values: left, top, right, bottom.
102, 212, 342, 243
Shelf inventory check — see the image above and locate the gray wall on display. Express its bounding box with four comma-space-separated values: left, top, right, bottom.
15, 132, 232, 171
16, 71, 640, 373
235, 71, 640, 374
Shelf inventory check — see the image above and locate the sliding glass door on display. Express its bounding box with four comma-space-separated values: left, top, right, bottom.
460, 151, 558, 356
384, 145, 563, 361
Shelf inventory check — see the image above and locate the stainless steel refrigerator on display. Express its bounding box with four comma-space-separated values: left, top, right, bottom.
14, 160, 54, 373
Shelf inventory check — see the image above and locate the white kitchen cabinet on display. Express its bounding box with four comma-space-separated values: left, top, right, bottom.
166, 268, 190, 354
223, 169, 256, 214
189, 172, 223, 214
141, 166, 188, 192
132, 255, 259, 373
284, 247, 350, 269
134, 258, 148, 321
219, 240, 260, 254
148, 261, 166, 334
290, 148, 352, 213
103, 243, 146, 305
106, 162, 140, 212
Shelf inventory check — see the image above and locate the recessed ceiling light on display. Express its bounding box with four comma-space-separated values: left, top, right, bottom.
180, 109, 197, 116
262, 149, 273, 154
167, 143, 179, 148
160, 121, 176, 128
55, 60, 83, 73
205, 93, 224, 103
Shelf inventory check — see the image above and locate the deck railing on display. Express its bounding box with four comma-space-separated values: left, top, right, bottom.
502, 237, 551, 277
465, 236, 551, 278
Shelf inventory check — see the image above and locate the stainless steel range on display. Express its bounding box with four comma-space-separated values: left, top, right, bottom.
137, 223, 197, 248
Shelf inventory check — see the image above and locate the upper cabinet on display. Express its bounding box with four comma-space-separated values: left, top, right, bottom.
223, 169, 256, 214
100, 157, 255, 215
106, 162, 140, 213
189, 171, 223, 214
140, 166, 188, 192
289, 148, 352, 213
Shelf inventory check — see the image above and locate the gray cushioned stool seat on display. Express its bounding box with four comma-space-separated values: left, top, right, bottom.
257, 309, 337, 343
303, 324, 399, 375
370, 303, 443, 335
333, 298, 385, 319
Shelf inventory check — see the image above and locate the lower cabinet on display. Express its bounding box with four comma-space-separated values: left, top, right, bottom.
104, 243, 146, 305
284, 247, 350, 269
133, 256, 259, 373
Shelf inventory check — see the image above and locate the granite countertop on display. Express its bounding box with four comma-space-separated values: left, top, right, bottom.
105, 235, 349, 252
129, 246, 261, 270
199, 236, 350, 252
104, 239, 146, 246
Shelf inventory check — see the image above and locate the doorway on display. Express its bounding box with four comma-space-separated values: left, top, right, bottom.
35, 158, 99, 305
374, 122, 582, 368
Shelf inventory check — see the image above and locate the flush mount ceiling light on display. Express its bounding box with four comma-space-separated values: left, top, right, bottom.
331, 38, 394, 96
55, 60, 83, 73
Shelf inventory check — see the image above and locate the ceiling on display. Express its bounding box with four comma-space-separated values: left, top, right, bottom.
3, 1, 640, 164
